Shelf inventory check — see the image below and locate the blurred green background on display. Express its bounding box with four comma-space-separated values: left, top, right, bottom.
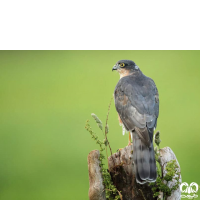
0, 51, 200, 200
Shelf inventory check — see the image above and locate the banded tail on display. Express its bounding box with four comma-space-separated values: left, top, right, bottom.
132, 131, 157, 184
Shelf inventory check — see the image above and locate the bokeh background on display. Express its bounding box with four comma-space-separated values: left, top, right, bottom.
0, 51, 200, 199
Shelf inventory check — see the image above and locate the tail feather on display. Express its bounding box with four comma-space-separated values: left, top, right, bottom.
148, 143, 157, 181
132, 131, 157, 184
133, 133, 147, 184
138, 138, 150, 179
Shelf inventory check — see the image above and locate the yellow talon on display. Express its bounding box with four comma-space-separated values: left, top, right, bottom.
128, 132, 132, 146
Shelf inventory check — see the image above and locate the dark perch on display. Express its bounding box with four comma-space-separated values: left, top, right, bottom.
108, 145, 156, 200
88, 146, 181, 200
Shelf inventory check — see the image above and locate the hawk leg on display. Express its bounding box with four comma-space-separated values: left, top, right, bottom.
128, 132, 132, 146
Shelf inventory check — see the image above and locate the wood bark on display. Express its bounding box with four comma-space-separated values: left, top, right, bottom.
88, 150, 106, 200
159, 147, 182, 200
88, 146, 181, 200
108, 145, 156, 200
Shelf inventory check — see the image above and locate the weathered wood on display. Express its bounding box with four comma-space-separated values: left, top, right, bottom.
88, 146, 181, 200
108, 145, 156, 200
159, 147, 182, 200
88, 150, 106, 200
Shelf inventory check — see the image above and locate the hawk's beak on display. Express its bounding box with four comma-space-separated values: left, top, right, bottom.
112, 65, 118, 71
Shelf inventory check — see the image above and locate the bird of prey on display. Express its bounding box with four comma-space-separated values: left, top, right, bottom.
112, 60, 159, 184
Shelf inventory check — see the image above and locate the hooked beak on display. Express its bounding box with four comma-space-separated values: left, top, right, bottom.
112, 64, 119, 71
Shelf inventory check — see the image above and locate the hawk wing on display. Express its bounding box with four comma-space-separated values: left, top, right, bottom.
114, 73, 159, 146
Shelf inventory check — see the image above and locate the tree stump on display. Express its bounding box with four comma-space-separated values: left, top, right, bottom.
87, 146, 181, 200
108, 145, 156, 200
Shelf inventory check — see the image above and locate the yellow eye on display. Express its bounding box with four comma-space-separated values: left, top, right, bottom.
120, 63, 125, 67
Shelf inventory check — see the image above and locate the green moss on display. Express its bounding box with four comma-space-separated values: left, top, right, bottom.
131, 150, 133, 154
150, 159, 181, 198
150, 132, 181, 199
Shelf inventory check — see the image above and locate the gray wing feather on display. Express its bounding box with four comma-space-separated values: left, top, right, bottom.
114, 73, 159, 143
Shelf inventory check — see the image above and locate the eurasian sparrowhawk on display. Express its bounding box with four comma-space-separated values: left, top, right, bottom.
112, 60, 159, 184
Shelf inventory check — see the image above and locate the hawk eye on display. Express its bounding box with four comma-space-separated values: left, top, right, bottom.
120, 63, 125, 67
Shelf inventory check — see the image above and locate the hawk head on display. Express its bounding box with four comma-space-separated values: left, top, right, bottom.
112, 60, 139, 78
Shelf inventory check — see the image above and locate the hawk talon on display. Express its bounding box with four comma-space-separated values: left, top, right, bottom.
128, 132, 132, 146
128, 141, 132, 146
117, 148, 123, 152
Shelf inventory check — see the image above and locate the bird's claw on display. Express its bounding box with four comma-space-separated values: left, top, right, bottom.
117, 148, 123, 152
128, 141, 132, 146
